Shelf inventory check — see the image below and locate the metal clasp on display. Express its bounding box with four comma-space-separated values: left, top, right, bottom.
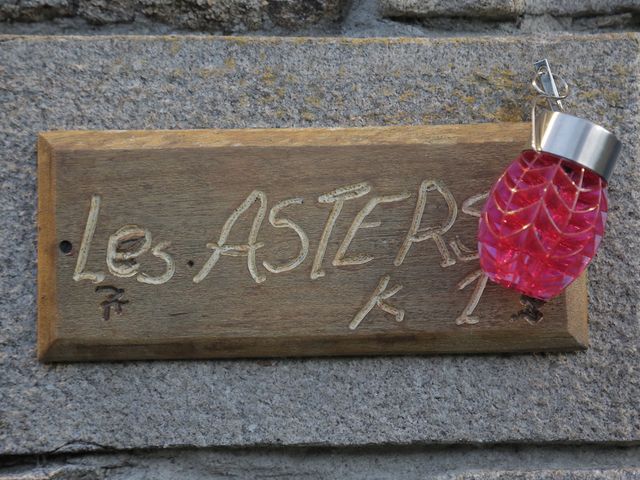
531, 59, 570, 151
532, 59, 569, 112
529, 59, 621, 182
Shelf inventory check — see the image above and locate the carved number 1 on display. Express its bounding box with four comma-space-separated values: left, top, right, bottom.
455, 268, 488, 325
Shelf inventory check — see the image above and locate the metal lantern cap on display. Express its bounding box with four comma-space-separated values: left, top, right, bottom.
531, 59, 622, 182
533, 109, 621, 182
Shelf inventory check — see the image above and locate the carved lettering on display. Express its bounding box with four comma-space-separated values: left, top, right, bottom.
455, 268, 488, 325
311, 182, 371, 280
69, 184, 494, 331
334, 193, 410, 267
194, 190, 267, 284
450, 191, 489, 262
137, 241, 175, 285
350, 274, 404, 330
106, 225, 152, 278
73, 194, 105, 283
461, 191, 488, 218
263, 198, 309, 274
450, 239, 479, 262
394, 180, 457, 268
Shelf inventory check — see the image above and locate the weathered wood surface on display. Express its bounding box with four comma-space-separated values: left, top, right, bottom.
37, 124, 588, 362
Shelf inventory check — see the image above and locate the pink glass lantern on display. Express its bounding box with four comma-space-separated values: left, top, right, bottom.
478, 60, 621, 303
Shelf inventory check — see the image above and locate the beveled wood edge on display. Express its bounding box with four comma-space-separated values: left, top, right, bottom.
35, 123, 589, 362
564, 273, 589, 349
37, 134, 59, 361
38, 123, 531, 151
39, 327, 588, 362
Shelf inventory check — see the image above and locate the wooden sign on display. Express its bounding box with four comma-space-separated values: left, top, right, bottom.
37, 124, 588, 362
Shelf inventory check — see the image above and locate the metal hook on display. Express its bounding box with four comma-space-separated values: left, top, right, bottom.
532, 59, 570, 112
530, 59, 571, 150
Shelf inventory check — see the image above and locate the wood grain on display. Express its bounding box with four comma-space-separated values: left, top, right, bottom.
37, 124, 588, 362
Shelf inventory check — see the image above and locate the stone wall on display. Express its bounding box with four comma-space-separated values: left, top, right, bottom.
0, 0, 346, 32
1, 0, 639, 34
1, 1, 640, 479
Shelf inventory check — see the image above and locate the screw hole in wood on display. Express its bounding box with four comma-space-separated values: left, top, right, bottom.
59, 240, 73, 255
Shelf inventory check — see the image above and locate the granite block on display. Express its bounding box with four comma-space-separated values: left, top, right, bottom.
0, 0, 347, 31
2, 445, 640, 479
0, 33, 638, 455
380, 0, 640, 19
380, 0, 522, 19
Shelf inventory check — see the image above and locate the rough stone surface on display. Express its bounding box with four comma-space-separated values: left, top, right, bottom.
0, 0, 75, 22
2, 445, 640, 479
0, 34, 639, 456
523, 1, 640, 17
380, 0, 640, 19
380, 0, 523, 19
0, 0, 347, 32
460, 472, 640, 480
377, 0, 640, 35
2, 0, 639, 36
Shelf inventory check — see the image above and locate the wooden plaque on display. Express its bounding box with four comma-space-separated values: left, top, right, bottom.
37, 124, 588, 362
